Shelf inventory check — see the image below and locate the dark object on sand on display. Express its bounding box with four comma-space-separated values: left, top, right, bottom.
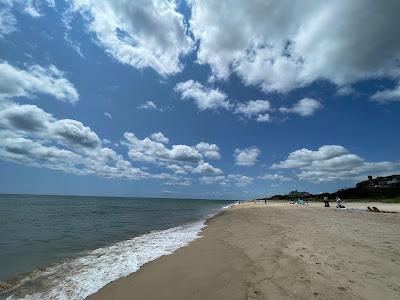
367, 206, 398, 213
0, 281, 11, 292
323, 196, 330, 207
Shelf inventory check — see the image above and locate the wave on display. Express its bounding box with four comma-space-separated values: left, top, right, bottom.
222, 201, 238, 210
6, 221, 205, 300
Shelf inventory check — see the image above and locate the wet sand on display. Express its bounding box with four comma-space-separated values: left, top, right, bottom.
88, 202, 400, 300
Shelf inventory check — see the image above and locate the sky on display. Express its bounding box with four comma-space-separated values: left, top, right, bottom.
0, 0, 399, 200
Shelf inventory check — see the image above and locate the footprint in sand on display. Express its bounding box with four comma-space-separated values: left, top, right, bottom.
328, 264, 341, 270
388, 284, 400, 294
365, 272, 376, 279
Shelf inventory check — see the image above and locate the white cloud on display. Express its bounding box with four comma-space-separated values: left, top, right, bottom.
371, 83, 400, 103
258, 173, 291, 181
0, 103, 101, 149
0, 6, 16, 37
235, 100, 271, 122
272, 145, 400, 182
0, 101, 221, 183
0, 62, 79, 103
138, 101, 159, 111
195, 142, 221, 159
200, 174, 253, 187
272, 145, 349, 169
52, 119, 101, 149
189, 0, 400, 93
256, 113, 271, 123
0, 104, 52, 132
234, 147, 260, 166
279, 98, 322, 117
194, 162, 222, 174
0, 0, 54, 38
227, 174, 253, 187
175, 80, 230, 111
199, 175, 226, 185
104, 112, 112, 119
70, 0, 193, 76
123, 132, 223, 175
165, 179, 191, 186
166, 164, 189, 175
336, 86, 355, 96
0, 102, 148, 180
150, 132, 169, 144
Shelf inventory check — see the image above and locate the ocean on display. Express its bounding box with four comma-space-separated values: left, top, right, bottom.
0, 194, 234, 299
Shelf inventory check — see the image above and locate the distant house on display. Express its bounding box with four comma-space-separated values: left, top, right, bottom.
356, 175, 400, 190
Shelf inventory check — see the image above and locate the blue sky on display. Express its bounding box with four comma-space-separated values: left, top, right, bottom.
0, 0, 399, 199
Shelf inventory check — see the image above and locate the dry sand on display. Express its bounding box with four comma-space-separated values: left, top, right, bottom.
88, 202, 400, 300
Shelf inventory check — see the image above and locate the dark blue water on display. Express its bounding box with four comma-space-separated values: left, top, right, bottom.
0, 194, 233, 287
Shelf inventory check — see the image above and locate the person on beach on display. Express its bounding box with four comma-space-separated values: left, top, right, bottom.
336, 196, 345, 208
324, 196, 330, 207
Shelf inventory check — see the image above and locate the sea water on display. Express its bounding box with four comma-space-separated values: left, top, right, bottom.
0, 194, 234, 299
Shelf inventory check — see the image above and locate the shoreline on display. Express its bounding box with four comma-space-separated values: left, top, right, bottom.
1, 202, 233, 299
88, 202, 400, 299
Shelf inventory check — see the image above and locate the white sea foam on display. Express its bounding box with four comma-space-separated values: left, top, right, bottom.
7, 221, 206, 300
222, 201, 238, 210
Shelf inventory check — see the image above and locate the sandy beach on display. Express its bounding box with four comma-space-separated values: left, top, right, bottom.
88, 202, 400, 300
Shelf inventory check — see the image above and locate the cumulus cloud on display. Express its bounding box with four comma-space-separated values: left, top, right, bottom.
0, 61, 79, 103
52, 119, 101, 149
235, 100, 271, 122
0, 103, 101, 150
200, 174, 253, 187
194, 162, 222, 174
138, 101, 160, 111
69, 0, 193, 76
175, 80, 230, 111
256, 113, 271, 123
0, 104, 51, 132
234, 147, 260, 166
195, 142, 221, 159
371, 84, 400, 103
279, 98, 322, 117
150, 132, 169, 144
272, 145, 400, 182
199, 175, 226, 185
189, 0, 400, 94
258, 173, 291, 181
0, 81, 219, 182
0, 102, 149, 180
272, 145, 349, 169
123, 132, 222, 174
